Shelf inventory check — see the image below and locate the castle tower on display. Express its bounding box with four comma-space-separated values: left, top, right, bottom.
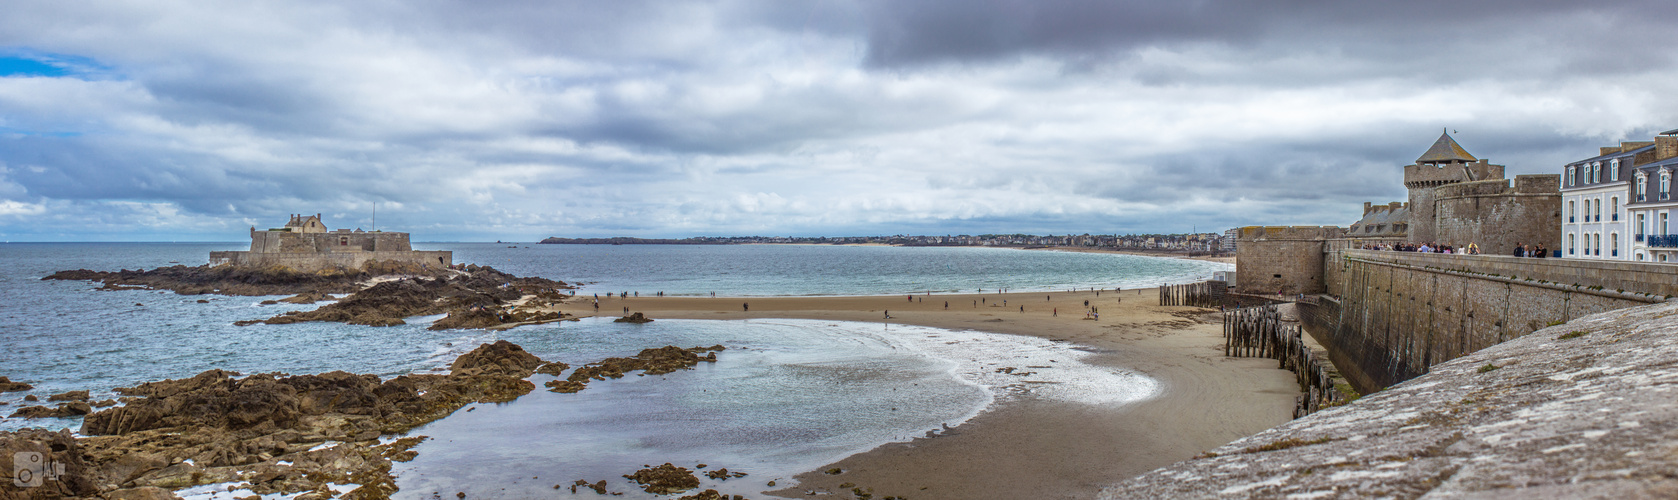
1404, 129, 1504, 242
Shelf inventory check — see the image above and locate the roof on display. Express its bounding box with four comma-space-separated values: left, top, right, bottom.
1660, 128, 1678, 136
1417, 129, 1478, 164
1574, 144, 1655, 164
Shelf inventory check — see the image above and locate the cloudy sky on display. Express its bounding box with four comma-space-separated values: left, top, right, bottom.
2, 1, 1676, 241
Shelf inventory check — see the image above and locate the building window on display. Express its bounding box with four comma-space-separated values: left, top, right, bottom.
1611, 197, 1619, 221
1569, 166, 1577, 186
1568, 200, 1576, 223
339, 236, 349, 246
1663, 171, 1672, 201
1663, 212, 1671, 236
1596, 198, 1603, 222
1611, 233, 1619, 257
1639, 174, 1649, 201
1568, 233, 1576, 255
1611, 159, 1620, 181
1639, 213, 1647, 238
1595, 233, 1602, 255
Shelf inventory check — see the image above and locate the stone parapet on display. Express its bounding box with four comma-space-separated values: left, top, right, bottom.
1102, 301, 1678, 499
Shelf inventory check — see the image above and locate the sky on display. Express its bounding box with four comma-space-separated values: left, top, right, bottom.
2, 1, 1676, 242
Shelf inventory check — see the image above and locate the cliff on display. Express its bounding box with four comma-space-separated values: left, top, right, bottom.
1102, 299, 1678, 499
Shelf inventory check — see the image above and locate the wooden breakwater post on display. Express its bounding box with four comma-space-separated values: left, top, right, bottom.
1159, 281, 1226, 308
1223, 304, 1342, 418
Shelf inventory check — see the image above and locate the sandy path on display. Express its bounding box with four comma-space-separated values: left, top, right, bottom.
554, 288, 1296, 499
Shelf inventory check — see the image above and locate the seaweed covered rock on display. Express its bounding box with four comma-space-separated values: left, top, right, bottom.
624, 463, 700, 494
554, 345, 725, 393
448, 340, 545, 378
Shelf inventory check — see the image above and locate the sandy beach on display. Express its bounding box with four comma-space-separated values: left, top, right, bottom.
565, 288, 1297, 499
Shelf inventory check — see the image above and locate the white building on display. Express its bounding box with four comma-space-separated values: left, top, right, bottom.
1561, 143, 1645, 260
1627, 129, 1678, 262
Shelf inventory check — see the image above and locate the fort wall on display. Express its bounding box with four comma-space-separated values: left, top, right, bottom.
1432, 174, 1562, 255
209, 250, 453, 272
1301, 249, 1673, 393
1233, 226, 1342, 295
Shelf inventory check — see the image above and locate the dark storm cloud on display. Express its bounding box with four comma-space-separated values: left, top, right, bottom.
1, 1, 1676, 240
854, 0, 1676, 69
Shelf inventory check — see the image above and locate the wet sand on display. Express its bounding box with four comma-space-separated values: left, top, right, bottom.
566, 288, 1298, 499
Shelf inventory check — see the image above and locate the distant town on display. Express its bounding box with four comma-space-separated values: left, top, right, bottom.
540, 232, 1233, 254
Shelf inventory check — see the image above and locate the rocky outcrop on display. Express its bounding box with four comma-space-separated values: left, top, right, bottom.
0, 428, 101, 497
255, 266, 568, 328
9, 402, 92, 419
1102, 301, 1678, 499
624, 463, 701, 495
69, 340, 557, 498
548, 346, 725, 393
614, 312, 654, 323
0, 375, 34, 392
47, 390, 88, 401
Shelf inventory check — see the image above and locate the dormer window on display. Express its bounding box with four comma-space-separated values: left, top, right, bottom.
1568, 166, 1577, 186
1638, 173, 1649, 201
1610, 159, 1620, 181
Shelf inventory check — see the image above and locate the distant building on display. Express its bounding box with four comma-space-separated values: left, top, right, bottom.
210, 213, 451, 272
1560, 141, 1647, 260
1626, 129, 1678, 262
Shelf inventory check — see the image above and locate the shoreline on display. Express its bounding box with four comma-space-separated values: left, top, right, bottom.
557, 288, 1296, 499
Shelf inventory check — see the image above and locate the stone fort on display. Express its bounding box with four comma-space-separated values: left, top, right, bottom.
209, 213, 452, 272
1237, 130, 1561, 296
1231, 131, 1677, 395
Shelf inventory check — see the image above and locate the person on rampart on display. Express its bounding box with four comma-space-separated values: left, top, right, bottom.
1512, 242, 1525, 257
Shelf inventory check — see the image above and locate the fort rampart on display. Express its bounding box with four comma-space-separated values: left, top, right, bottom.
1302, 248, 1675, 393
209, 250, 453, 272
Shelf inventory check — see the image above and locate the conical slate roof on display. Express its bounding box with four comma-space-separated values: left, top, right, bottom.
1417, 128, 1477, 164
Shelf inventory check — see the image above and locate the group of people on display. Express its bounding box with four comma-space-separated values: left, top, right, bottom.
1510, 242, 1550, 258
1360, 242, 1479, 254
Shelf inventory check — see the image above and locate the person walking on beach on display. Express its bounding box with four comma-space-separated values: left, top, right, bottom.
1053, 308, 1057, 316
743, 302, 749, 312
884, 310, 890, 319
623, 306, 629, 315
1019, 305, 1023, 312
944, 301, 949, 309
908, 295, 913, 302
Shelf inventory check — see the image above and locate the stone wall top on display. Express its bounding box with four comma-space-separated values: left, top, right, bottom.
1237, 226, 1345, 241
1336, 249, 1678, 299
1102, 301, 1678, 498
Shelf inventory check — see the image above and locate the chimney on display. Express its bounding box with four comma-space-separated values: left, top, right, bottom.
1601, 146, 1621, 156
1658, 133, 1678, 161
1364, 202, 1372, 215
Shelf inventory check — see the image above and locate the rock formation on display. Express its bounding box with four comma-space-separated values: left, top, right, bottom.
614, 312, 653, 323
0, 376, 34, 392
548, 345, 725, 393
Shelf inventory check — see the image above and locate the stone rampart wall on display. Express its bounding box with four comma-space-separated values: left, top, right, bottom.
1433, 176, 1562, 256
1304, 248, 1671, 393
1234, 226, 1342, 295
209, 250, 451, 272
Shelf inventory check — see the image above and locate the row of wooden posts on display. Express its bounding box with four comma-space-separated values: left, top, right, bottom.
1222, 304, 1342, 418
1157, 281, 1224, 308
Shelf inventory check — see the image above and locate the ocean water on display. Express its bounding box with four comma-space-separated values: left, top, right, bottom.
0, 242, 1223, 496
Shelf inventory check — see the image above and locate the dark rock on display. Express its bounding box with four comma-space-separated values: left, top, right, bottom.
23, 394, 39, 401
624, 463, 700, 494
614, 312, 654, 323
535, 362, 570, 376
48, 390, 89, 402
0, 376, 32, 392
450, 340, 545, 379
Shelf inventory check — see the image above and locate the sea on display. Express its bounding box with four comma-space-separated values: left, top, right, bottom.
0, 242, 1230, 499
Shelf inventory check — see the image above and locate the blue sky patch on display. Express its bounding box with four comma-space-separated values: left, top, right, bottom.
0, 56, 68, 77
